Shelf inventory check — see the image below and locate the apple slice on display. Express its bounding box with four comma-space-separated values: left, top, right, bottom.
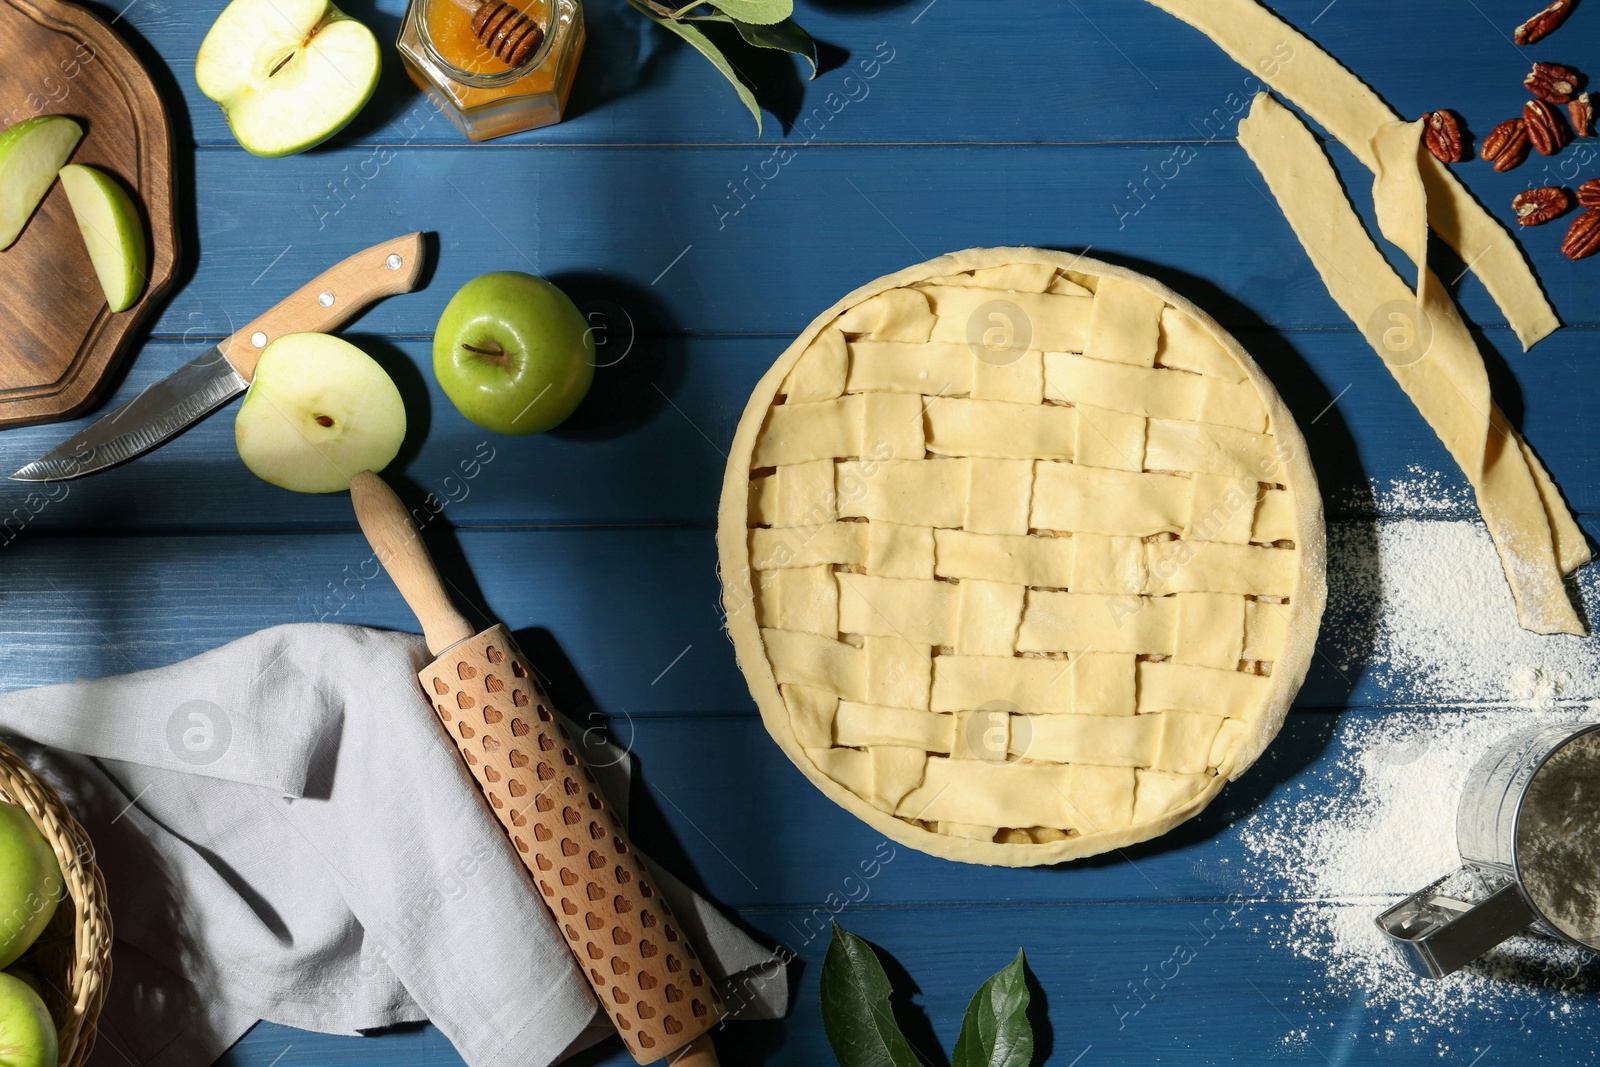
0, 115, 82, 250
195, 0, 380, 157
57, 164, 148, 313
236, 332, 406, 493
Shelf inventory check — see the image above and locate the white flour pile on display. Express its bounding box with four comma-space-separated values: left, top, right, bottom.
1321, 475, 1600, 707
1230, 474, 1600, 1050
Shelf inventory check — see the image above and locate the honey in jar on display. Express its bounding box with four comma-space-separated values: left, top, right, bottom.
397, 0, 584, 142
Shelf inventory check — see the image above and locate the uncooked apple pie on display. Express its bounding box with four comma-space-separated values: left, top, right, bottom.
717, 249, 1325, 865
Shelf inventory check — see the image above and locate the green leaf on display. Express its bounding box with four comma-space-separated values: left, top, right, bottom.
951, 950, 1033, 1067
631, 3, 763, 133
820, 924, 923, 1067
690, 14, 819, 77
702, 0, 793, 25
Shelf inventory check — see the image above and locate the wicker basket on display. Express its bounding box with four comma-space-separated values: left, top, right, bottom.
0, 742, 111, 1067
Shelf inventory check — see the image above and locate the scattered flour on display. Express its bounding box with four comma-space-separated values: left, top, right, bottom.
1321, 511, 1600, 707
1231, 475, 1600, 1050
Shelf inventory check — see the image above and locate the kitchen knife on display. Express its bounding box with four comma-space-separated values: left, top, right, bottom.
11, 233, 426, 482
348, 470, 726, 1066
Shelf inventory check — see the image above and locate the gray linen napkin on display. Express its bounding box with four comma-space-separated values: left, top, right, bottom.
0, 623, 785, 1067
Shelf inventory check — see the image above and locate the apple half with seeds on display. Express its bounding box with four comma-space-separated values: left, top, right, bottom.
0, 115, 82, 250
58, 164, 147, 313
235, 333, 406, 493
195, 0, 380, 157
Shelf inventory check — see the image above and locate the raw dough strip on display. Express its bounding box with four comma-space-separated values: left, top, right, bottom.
1142, 0, 1559, 350
1237, 93, 1587, 634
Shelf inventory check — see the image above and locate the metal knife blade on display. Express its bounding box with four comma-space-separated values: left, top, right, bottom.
10, 232, 427, 483
11, 347, 246, 481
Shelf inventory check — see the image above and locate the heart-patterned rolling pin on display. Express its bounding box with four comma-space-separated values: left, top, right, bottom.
349, 471, 725, 1065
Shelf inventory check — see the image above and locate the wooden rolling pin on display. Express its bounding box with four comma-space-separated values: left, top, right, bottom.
350, 471, 724, 1065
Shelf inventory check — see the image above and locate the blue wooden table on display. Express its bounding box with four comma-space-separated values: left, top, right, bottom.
4, 0, 1599, 1063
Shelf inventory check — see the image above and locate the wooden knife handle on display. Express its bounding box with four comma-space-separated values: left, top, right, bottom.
349, 470, 475, 655
218, 232, 426, 380
422, 627, 726, 1063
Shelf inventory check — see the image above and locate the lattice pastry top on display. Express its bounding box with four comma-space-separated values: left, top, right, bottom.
717, 249, 1326, 866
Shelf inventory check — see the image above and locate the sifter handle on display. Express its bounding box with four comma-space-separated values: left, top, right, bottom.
1376, 868, 1537, 979
349, 471, 476, 655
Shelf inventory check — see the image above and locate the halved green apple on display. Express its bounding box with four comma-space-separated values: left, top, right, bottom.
195, 0, 380, 157
58, 164, 148, 313
235, 333, 406, 493
0, 115, 82, 250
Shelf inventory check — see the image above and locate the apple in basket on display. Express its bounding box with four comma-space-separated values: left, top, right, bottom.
0, 972, 54, 1067
0, 802, 64, 1067
0, 803, 61, 971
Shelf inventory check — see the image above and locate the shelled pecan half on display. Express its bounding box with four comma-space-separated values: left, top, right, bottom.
1578, 178, 1600, 208
1562, 209, 1600, 259
1524, 99, 1571, 155
1526, 62, 1582, 103
1570, 93, 1595, 137
1482, 118, 1531, 170
1513, 186, 1572, 225
1423, 110, 1466, 163
1515, 0, 1573, 45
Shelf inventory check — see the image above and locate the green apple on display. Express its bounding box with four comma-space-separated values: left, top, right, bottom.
0, 116, 82, 250
236, 333, 406, 493
0, 967, 41, 1012
195, 0, 380, 157
56, 165, 147, 313
0, 804, 60, 972
433, 272, 595, 435
0, 973, 55, 1067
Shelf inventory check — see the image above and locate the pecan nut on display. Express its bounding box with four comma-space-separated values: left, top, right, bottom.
1525, 61, 1582, 103
1579, 178, 1600, 208
1562, 209, 1600, 260
1482, 118, 1531, 171
1571, 92, 1595, 137
1515, 0, 1574, 45
1513, 186, 1573, 225
1524, 99, 1571, 155
1423, 110, 1466, 163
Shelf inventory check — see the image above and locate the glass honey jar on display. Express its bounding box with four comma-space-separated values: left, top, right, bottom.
397, 0, 584, 142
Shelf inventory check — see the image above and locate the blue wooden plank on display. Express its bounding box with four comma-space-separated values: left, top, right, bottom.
135, 142, 1598, 341
125, 0, 1600, 153
16, 3, 1600, 1065
218, 896, 1599, 1066
2, 324, 1595, 530
0, 526, 1593, 711
0, 529, 742, 709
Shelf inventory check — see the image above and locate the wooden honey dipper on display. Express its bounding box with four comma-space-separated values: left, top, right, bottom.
445, 0, 545, 66
350, 471, 725, 1065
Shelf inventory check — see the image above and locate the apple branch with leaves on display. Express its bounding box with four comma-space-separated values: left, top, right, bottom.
821, 923, 1037, 1067
622, 0, 818, 133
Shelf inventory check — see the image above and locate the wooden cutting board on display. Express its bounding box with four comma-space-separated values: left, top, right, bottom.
0, 0, 178, 428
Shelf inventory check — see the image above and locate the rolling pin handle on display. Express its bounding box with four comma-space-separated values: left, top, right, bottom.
349, 470, 476, 655
665, 1033, 720, 1066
